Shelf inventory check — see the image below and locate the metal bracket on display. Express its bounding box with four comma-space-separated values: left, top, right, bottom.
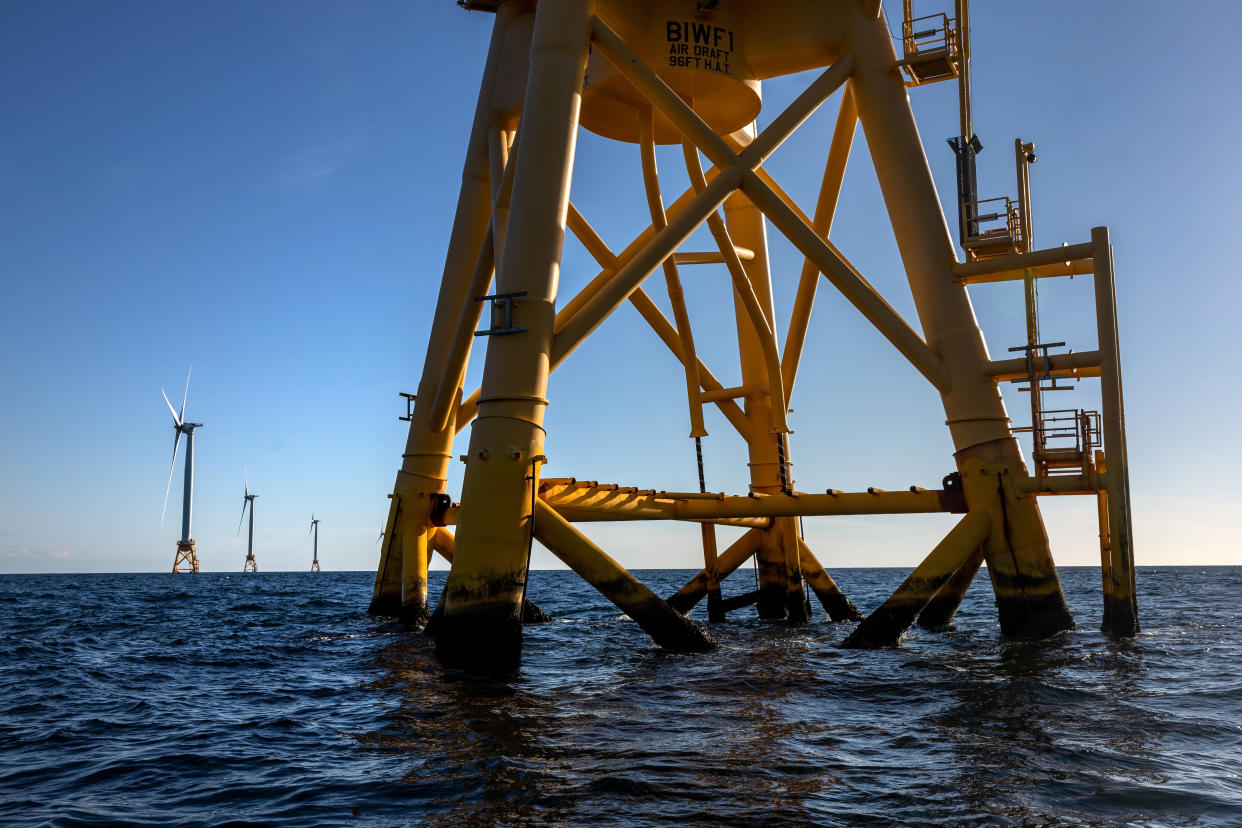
399, 392, 416, 421
1008, 341, 1074, 392
474, 291, 528, 337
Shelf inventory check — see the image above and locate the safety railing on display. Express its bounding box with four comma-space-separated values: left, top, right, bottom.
1016, 408, 1101, 476
902, 13, 956, 60
961, 196, 1025, 258
899, 12, 960, 85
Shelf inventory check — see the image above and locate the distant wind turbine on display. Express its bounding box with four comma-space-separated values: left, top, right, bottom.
309, 512, 321, 572
238, 469, 258, 573
162, 368, 202, 573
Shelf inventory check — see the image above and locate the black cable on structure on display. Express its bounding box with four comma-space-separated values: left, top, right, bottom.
520, 455, 539, 611
777, 432, 791, 494
695, 436, 707, 494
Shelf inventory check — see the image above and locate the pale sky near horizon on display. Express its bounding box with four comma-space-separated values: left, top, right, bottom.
1, 1, 1239, 574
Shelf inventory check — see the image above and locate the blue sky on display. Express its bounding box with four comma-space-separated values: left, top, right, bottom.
1, 1, 1238, 573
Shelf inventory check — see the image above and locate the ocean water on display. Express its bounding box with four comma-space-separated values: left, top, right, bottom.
1, 567, 1240, 827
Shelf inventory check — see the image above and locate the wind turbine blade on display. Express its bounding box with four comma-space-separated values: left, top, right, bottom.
162, 431, 182, 525
179, 367, 191, 423
161, 388, 182, 427
237, 498, 249, 536
244, 466, 249, 498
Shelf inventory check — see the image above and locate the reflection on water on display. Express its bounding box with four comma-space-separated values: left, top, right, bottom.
345, 568, 1242, 826
1, 568, 1240, 826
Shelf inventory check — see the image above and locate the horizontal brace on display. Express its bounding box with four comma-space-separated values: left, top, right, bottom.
699, 385, 750, 403
1016, 473, 1106, 496
538, 486, 960, 521
673, 247, 755, 265
984, 350, 1102, 382
719, 590, 761, 613
953, 242, 1095, 283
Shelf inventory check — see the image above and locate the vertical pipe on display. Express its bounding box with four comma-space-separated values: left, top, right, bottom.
640, 109, 706, 438
780, 516, 809, 623
1015, 139, 1033, 251
436, 0, 595, 671
956, 0, 971, 143
1092, 226, 1137, 635
722, 142, 791, 620
247, 500, 254, 560
1095, 451, 1114, 631
848, 10, 1071, 638
400, 528, 431, 628
370, 1, 522, 617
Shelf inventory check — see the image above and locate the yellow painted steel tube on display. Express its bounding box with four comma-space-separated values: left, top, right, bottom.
782, 88, 857, 403
700, 522, 724, 622
400, 525, 432, 628
667, 528, 761, 613
683, 143, 790, 435
432, 526, 455, 562
952, 242, 1095, 281
563, 202, 745, 434
429, 226, 495, 432
847, 9, 1009, 449
639, 109, 707, 438
797, 539, 864, 622
673, 250, 754, 264
984, 350, 1101, 383
488, 128, 514, 265
550, 166, 742, 366
847, 9, 1071, 638
558, 186, 737, 331
370, 1, 520, 616
737, 54, 854, 169
779, 516, 809, 622
625, 288, 751, 438
457, 167, 736, 433
1093, 226, 1137, 635
740, 170, 950, 392
430, 131, 522, 431
533, 501, 714, 651
960, 460, 1074, 638
916, 546, 984, 628
1096, 466, 1114, 631
436, 0, 595, 672
1015, 473, 1104, 495
370, 497, 403, 615
589, 16, 735, 168
841, 509, 991, 648
720, 174, 790, 620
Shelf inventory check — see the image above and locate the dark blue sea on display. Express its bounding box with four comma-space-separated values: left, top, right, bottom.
2, 567, 1240, 827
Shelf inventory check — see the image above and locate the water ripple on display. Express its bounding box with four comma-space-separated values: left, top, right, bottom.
1, 568, 1240, 826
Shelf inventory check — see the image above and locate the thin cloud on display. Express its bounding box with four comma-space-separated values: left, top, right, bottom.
276, 134, 369, 186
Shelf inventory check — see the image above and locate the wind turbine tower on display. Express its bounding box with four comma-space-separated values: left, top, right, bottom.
238, 471, 259, 573
309, 513, 321, 572
162, 369, 202, 574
